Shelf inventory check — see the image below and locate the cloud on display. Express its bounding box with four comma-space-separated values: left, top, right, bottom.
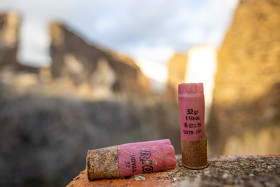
197, 0, 239, 45
0, 0, 239, 66
131, 44, 175, 64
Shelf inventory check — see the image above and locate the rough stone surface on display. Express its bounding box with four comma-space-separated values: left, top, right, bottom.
67, 155, 280, 187
207, 0, 280, 155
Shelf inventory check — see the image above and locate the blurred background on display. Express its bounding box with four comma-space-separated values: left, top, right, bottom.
0, 0, 279, 186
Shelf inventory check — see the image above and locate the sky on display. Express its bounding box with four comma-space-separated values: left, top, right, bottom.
0, 0, 239, 82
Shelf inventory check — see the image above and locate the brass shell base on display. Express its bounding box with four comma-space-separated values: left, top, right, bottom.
87, 146, 120, 180
181, 137, 208, 169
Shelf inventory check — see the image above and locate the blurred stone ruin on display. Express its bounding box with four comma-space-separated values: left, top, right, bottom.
207, 0, 280, 155
49, 22, 150, 99
0, 0, 280, 186
165, 0, 280, 155
0, 13, 150, 99
0, 11, 180, 187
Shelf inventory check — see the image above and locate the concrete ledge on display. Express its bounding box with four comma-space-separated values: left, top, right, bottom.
67, 155, 280, 186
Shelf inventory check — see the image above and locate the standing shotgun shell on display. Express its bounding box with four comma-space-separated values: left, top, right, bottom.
178, 83, 208, 169
86, 139, 176, 180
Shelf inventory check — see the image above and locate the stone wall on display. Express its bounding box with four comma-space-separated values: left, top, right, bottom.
0, 12, 20, 68
49, 23, 149, 98
166, 53, 187, 99
0, 12, 39, 73
207, 0, 280, 154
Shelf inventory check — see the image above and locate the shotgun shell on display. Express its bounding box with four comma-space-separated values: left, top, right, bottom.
86, 139, 176, 180
178, 83, 208, 169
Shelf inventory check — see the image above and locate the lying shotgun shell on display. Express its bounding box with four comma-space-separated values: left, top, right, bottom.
178, 83, 208, 169
86, 139, 176, 180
